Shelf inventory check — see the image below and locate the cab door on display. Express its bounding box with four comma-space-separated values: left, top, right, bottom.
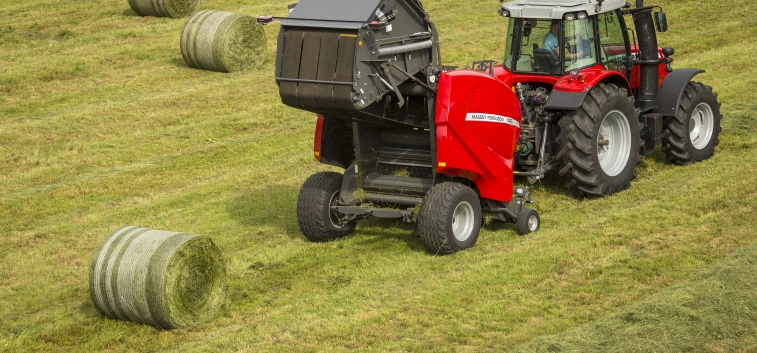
597, 9, 633, 82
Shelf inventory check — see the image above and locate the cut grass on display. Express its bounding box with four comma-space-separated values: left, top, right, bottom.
1, 0, 757, 352
516, 241, 757, 353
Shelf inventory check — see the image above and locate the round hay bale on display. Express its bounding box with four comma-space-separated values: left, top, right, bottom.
181, 10, 266, 73
89, 226, 227, 329
128, 0, 201, 18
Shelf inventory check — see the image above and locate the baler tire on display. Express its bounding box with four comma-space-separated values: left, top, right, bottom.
417, 183, 481, 255
296, 171, 355, 242
661, 82, 722, 165
516, 208, 540, 235
555, 83, 642, 198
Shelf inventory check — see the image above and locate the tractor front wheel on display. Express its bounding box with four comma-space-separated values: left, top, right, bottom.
296, 171, 356, 242
662, 82, 722, 164
417, 183, 482, 255
556, 83, 641, 197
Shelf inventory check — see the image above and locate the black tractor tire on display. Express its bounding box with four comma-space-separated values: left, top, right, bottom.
661, 82, 722, 165
516, 208, 540, 235
296, 171, 356, 242
417, 183, 482, 255
555, 83, 642, 197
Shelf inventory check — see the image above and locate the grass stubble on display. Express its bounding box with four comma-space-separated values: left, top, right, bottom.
1, 0, 756, 352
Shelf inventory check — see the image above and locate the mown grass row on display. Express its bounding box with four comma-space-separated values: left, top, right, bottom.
517, 240, 757, 353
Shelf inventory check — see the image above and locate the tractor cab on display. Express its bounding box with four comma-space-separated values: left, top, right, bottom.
501, 0, 632, 79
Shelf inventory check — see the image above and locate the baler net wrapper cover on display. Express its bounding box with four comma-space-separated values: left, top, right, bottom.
273, 0, 441, 126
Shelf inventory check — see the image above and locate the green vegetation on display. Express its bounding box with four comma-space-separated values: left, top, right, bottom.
517, 241, 757, 352
1, 0, 756, 352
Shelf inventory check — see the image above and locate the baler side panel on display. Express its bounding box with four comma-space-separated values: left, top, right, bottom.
278, 28, 359, 112
435, 71, 522, 202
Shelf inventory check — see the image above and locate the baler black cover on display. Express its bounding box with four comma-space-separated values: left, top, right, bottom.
275, 0, 441, 124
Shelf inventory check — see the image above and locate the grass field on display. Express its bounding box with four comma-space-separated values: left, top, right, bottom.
1, 0, 756, 351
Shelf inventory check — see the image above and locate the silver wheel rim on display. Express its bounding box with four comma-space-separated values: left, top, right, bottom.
328, 191, 344, 228
689, 102, 714, 150
452, 201, 475, 242
597, 110, 632, 177
528, 214, 538, 231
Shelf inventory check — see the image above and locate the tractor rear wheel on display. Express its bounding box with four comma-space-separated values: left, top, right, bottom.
556, 83, 641, 197
417, 183, 481, 255
662, 82, 722, 164
296, 171, 356, 242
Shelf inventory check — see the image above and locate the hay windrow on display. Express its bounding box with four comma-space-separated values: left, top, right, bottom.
181, 10, 266, 73
89, 226, 227, 329
128, 0, 201, 18
515, 242, 757, 353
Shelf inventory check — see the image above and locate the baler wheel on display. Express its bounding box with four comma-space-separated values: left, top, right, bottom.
662, 82, 722, 165
516, 208, 540, 235
417, 183, 482, 255
296, 171, 356, 242
555, 83, 641, 197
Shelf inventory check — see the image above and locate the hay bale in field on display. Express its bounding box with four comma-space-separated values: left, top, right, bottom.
181, 10, 266, 73
128, 0, 201, 18
89, 226, 227, 329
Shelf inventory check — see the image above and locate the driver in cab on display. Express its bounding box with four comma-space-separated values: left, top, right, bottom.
543, 19, 586, 60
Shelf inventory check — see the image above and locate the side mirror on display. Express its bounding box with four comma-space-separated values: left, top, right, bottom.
654, 12, 668, 32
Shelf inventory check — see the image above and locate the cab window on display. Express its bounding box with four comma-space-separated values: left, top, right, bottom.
563, 17, 599, 71
598, 11, 629, 77
504, 19, 559, 74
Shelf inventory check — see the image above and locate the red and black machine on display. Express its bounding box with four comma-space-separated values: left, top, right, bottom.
259, 0, 721, 254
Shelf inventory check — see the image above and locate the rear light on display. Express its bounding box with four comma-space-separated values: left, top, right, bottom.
256, 16, 273, 24
314, 115, 324, 162
577, 75, 586, 84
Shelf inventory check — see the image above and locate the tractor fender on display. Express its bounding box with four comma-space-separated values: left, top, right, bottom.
652, 68, 705, 116
543, 90, 589, 111
544, 68, 631, 110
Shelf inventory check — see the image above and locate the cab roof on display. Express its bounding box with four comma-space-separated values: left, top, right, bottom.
501, 0, 628, 19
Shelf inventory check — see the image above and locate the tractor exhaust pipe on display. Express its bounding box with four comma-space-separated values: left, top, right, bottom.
631, 0, 659, 111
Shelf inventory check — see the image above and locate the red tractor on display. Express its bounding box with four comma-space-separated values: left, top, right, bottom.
259, 0, 721, 254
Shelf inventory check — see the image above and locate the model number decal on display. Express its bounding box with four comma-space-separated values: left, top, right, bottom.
465, 113, 520, 128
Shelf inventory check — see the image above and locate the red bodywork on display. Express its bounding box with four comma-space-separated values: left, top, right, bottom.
495, 46, 670, 91
313, 114, 324, 162
312, 48, 671, 204
434, 70, 522, 202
